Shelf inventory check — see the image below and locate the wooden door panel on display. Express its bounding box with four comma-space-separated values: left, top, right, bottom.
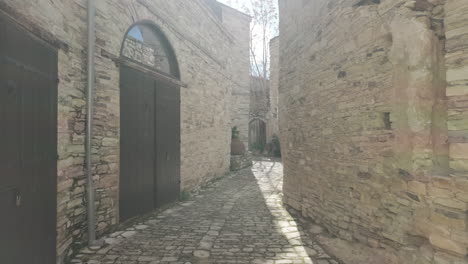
120, 65, 155, 221
120, 65, 180, 219
155, 80, 180, 207
0, 15, 57, 264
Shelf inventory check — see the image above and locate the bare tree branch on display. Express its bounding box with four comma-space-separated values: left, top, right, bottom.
246, 0, 278, 97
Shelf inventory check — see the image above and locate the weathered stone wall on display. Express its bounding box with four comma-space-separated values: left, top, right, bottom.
203, 0, 223, 20
0, 0, 244, 261
446, 0, 468, 198
250, 38, 280, 145
250, 76, 270, 120
279, 0, 468, 262
267, 36, 280, 142
249, 76, 269, 149
445, 0, 468, 261
220, 3, 251, 145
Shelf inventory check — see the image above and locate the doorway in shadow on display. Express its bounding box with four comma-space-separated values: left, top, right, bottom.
249, 119, 267, 152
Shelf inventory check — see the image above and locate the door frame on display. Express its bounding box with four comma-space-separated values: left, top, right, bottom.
118, 21, 184, 221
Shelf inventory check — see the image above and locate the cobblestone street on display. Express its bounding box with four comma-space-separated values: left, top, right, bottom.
73, 159, 339, 264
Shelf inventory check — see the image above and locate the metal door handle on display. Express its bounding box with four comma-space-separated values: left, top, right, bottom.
15, 189, 22, 207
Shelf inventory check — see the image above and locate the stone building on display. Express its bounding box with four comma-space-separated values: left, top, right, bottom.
279, 0, 468, 263
267, 36, 280, 143
249, 37, 280, 151
219, 2, 252, 145
249, 76, 269, 149
0, 0, 249, 262
204, 0, 252, 144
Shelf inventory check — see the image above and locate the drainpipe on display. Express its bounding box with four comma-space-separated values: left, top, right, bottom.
86, 0, 99, 247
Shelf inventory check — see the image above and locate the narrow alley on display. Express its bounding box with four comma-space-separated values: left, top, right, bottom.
1, 0, 468, 263
72, 159, 339, 264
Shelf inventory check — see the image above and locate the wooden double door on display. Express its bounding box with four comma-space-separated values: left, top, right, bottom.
249, 119, 267, 150
120, 64, 180, 221
0, 15, 58, 263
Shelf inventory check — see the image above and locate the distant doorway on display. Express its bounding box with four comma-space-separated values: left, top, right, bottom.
249, 119, 267, 152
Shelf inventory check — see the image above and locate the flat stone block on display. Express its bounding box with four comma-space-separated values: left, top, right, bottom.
447, 86, 468, 96
429, 234, 467, 256
447, 65, 468, 83
193, 250, 210, 258
450, 160, 468, 172
450, 143, 468, 159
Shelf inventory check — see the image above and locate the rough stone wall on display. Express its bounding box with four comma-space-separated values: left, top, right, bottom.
203, 0, 223, 20
446, 0, 468, 201
219, 3, 251, 145
267, 36, 280, 142
0, 0, 242, 261
446, 0, 468, 260
249, 76, 270, 149
250, 38, 280, 144
279, 0, 468, 262
250, 76, 270, 120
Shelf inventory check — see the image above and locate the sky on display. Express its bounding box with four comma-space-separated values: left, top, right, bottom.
128, 26, 144, 41
217, 0, 279, 77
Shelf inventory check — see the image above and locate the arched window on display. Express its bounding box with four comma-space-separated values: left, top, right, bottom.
121, 23, 180, 78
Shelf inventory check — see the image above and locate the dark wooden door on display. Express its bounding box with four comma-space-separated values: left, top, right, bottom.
0, 16, 58, 264
155, 80, 180, 207
249, 119, 266, 150
120, 65, 156, 221
120, 64, 180, 220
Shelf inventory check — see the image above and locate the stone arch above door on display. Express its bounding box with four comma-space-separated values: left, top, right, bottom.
120, 21, 180, 79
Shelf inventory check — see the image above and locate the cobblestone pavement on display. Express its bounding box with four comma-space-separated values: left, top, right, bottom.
73, 158, 340, 264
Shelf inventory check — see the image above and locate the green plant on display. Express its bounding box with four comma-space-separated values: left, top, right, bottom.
231, 126, 240, 139
179, 190, 191, 201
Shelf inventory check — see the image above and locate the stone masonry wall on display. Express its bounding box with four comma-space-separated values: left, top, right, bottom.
446, 0, 468, 260
220, 3, 251, 145
250, 38, 280, 145
267, 36, 280, 143
250, 76, 270, 120
279, 0, 468, 263
446, 0, 468, 203
0, 0, 242, 261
